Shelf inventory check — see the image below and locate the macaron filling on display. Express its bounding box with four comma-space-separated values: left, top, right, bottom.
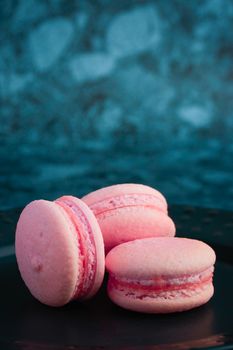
89, 193, 168, 216
55, 198, 97, 299
108, 267, 214, 300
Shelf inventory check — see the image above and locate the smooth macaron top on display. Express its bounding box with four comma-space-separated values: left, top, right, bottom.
15, 196, 105, 307
82, 183, 168, 214
106, 237, 216, 280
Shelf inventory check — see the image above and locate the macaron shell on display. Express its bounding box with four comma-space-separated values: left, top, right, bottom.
15, 200, 79, 307
107, 283, 214, 314
106, 237, 216, 279
82, 183, 168, 212
58, 196, 105, 299
97, 208, 175, 253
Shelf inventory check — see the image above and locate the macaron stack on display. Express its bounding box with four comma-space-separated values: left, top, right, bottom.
15, 183, 216, 313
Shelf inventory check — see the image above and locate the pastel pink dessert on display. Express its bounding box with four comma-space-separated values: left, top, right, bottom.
106, 237, 216, 313
15, 196, 105, 307
82, 184, 175, 253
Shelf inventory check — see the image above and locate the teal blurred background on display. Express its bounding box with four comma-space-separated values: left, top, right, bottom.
0, 0, 233, 210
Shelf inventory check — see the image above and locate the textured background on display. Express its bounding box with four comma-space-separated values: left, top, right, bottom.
0, 0, 233, 210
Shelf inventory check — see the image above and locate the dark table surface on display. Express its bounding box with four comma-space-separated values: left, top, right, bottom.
1, 205, 233, 350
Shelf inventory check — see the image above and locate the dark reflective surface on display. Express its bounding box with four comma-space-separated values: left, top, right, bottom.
0, 206, 233, 349
0, 257, 233, 350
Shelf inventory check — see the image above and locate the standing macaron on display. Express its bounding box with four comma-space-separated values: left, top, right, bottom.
82, 184, 175, 253
106, 237, 216, 313
15, 196, 105, 307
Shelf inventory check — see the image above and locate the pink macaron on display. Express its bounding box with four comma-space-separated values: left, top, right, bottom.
106, 237, 216, 313
82, 184, 175, 253
15, 196, 105, 307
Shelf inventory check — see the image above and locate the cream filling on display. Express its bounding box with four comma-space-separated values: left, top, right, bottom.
56, 199, 96, 298
110, 267, 214, 300
115, 267, 214, 287
89, 193, 167, 216
123, 284, 211, 300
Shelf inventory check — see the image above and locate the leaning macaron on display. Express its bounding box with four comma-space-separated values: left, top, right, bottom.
82, 184, 175, 253
106, 237, 216, 313
15, 196, 105, 307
